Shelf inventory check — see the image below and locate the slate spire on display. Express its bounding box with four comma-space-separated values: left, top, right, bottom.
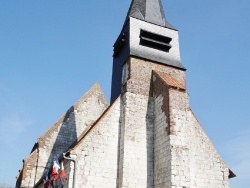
125, 0, 175, 29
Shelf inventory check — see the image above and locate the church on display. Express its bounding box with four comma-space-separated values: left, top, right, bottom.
16, 0, 235, 187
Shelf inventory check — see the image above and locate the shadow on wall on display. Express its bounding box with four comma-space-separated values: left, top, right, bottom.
146, 94, 155, 188
116, 96, 124, 188
16, 168, 23, 188
42, 105, 77, 181
116, 93, 155, 188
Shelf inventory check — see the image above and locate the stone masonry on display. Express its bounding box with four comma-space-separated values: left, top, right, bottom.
35, 57, 232, 188
17, 0, 235, 187
16, 83, 109, 187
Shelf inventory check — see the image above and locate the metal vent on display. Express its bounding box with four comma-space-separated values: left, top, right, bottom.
140, 30, 172, 52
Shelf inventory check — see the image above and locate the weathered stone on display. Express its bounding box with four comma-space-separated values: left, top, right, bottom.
17, 1, 234, 188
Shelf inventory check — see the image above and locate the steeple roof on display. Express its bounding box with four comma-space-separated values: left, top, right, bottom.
125, 0, 176, 29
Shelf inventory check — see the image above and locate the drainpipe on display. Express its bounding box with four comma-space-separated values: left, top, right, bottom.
63, 152, 77, 188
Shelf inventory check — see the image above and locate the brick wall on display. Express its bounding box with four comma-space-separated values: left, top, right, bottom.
122, 57, 186, 97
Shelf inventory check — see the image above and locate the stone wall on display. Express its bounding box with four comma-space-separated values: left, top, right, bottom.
168, 88, 191, 188
117, 57, 184, 187
152, 70, 230, 188
187, 110, 230, 188
168, 88, 229, 188
65, 97, 121, 188
16, 149, 38, 187
118, 92, 154, 188
20, 57, 231, 188
117, 57, 186, 187
153, 74, 171, 187
17, 83, 109, 187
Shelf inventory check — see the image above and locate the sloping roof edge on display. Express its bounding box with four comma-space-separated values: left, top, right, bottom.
124, 0, 176, 30
37, 82, 108, 144
153, 70, 186, 91
65, 95, 121, 153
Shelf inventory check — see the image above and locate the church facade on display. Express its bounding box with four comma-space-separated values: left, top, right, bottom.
16, 0, 235, 187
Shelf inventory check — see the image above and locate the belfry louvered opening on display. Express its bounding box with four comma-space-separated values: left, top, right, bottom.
140, 29, 172, 52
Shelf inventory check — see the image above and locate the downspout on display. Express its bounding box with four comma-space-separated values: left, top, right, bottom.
63, 152, 77, 188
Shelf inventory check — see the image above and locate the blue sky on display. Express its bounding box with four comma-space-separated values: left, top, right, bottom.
0, 0, 249, 187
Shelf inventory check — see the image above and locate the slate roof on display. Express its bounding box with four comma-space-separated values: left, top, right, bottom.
125, 0, 176, 30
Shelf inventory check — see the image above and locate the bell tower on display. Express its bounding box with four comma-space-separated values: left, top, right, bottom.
111, 0, 185, 103
112, 0, 234, 187
16, 1, 235, 187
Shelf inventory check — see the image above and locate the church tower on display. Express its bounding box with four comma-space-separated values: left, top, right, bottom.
16, 1, 235, 188
110, 0, 234, 187
111, 0, 185, 103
